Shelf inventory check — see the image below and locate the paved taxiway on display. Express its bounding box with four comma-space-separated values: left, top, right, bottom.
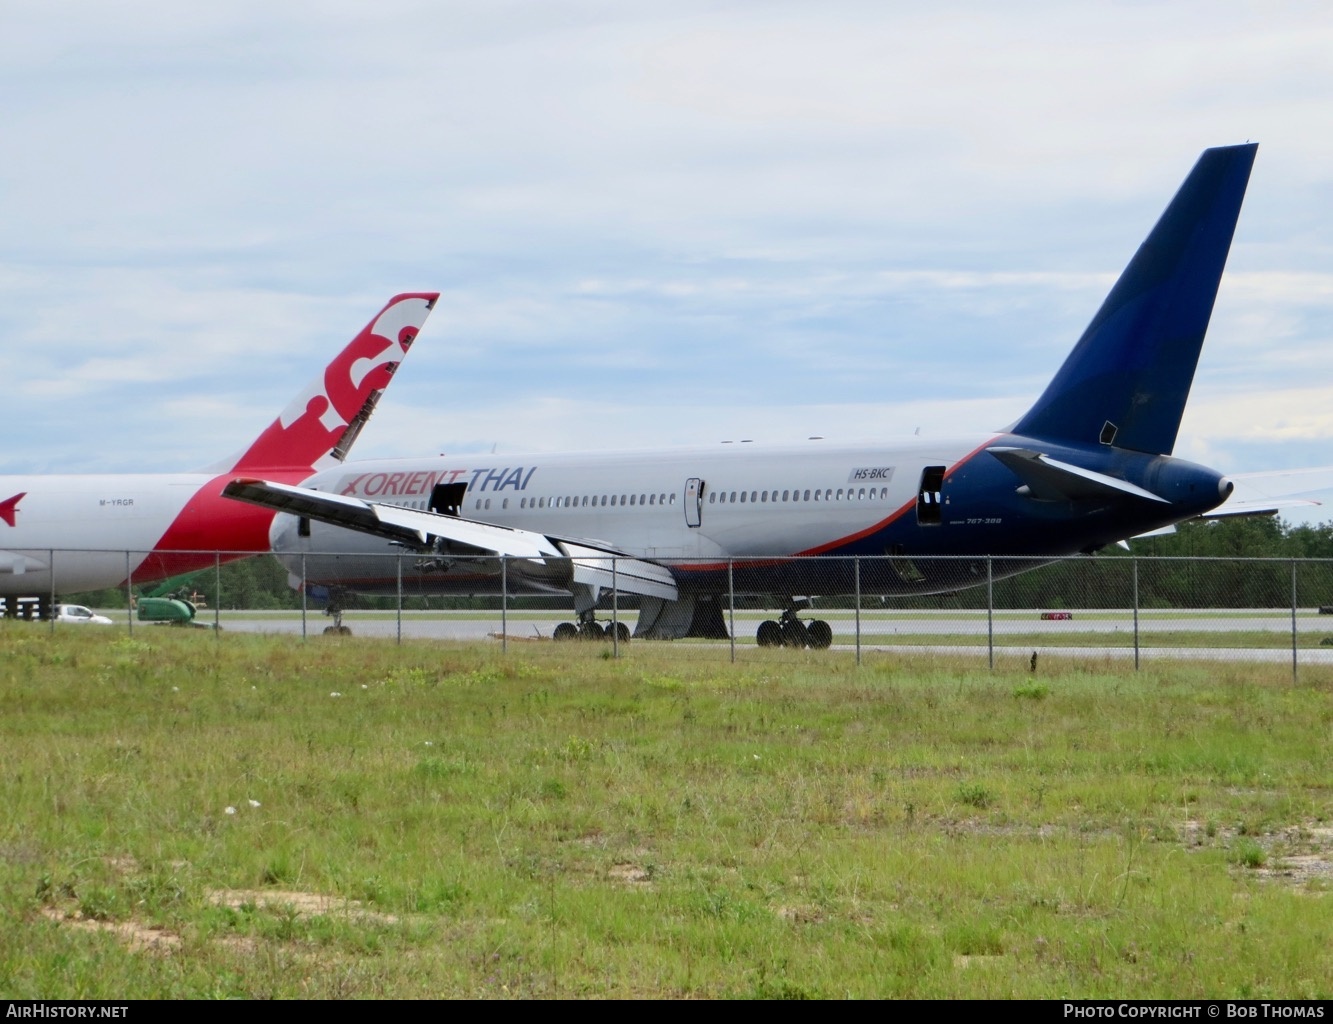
144, 608, 1333, 665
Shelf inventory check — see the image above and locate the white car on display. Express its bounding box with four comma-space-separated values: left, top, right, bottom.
55, 604, 114, 625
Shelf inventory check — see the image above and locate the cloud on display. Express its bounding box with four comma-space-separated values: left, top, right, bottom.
1, 1, 1331, 490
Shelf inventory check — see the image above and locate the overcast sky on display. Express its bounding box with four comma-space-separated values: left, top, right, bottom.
4, 1, 1333, 519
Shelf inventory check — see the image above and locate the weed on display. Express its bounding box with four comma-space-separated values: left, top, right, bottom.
1231, 839, 1268, 869
957, 782, 995, 810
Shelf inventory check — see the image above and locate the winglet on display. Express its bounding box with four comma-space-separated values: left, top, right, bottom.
1012, 144, 1257, 455
218, 292, 439, 474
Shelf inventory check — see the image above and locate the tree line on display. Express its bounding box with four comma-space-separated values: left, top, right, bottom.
65, 515, 1333, 613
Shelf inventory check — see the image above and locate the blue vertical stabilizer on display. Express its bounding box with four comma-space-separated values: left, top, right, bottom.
1012, 143, 1257, 455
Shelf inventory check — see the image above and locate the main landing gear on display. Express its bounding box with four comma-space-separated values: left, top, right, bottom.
756, 608, 832, 649
322, 597, 353, 636
552, 612, 631, 644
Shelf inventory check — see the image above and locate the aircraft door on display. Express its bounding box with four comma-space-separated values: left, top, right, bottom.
429, 482, 468, 517
684, 478, 704, 528
916, 466, 946, 525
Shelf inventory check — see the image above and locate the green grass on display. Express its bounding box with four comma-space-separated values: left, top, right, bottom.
1, 623, 1331, 998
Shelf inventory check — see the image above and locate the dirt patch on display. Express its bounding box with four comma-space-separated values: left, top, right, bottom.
607, 863, 653, 886
41, 884, 401, 957
41, 907, 182, 954
1182, 820, 1333, 889
1259, 826, 1333, 888
207, 888, 400, 924
953, 954, 1007, 969
776, 904, 825, 924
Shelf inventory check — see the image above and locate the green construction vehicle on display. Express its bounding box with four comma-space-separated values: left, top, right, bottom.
135, 573, 214, 627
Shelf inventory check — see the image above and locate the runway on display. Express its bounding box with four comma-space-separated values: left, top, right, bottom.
140, 607, 1333, 667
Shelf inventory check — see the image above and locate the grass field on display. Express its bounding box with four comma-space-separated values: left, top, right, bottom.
1, 622, 1330, 998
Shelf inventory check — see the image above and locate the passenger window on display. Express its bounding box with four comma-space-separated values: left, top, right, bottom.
782, 490, 789, 501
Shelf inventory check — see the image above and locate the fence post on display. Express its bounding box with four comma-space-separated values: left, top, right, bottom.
214, 552, 221, 634
501, 556, 508, 655
49, 549, 56, 635
612, 558, 620, 659
987, 556, 994, 671
1133, 556, 1140, 672
854, 556, 862, 666
396, 554, 403, 646
1291, 559, 1298, 684
300, 554, 308, 641
125, 551, 133, 636
728, 560, 735, 664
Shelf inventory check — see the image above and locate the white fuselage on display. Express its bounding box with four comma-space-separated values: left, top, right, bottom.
0, 469, 307, 596
272, 434, 994, 583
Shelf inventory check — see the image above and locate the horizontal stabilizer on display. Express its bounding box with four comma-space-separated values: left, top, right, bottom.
1202, 466, 1333, 519
1129, 524, 1178, 541
989, 447, 1168, 504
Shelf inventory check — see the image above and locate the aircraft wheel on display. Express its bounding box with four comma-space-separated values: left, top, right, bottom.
579, 621, 606, 640
323, 624, 352, 636
807, 619, 833, 649
780, 619, 809, 648
612, 621, 631, 644
553, 622, 578, 642
756, 620, 781, 647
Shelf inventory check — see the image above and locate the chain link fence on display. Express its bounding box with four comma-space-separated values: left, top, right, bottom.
9, 550, 1333, 677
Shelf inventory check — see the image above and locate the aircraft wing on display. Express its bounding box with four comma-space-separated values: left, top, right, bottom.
221, 478, 680, 602
1201, 466, 1333, 520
